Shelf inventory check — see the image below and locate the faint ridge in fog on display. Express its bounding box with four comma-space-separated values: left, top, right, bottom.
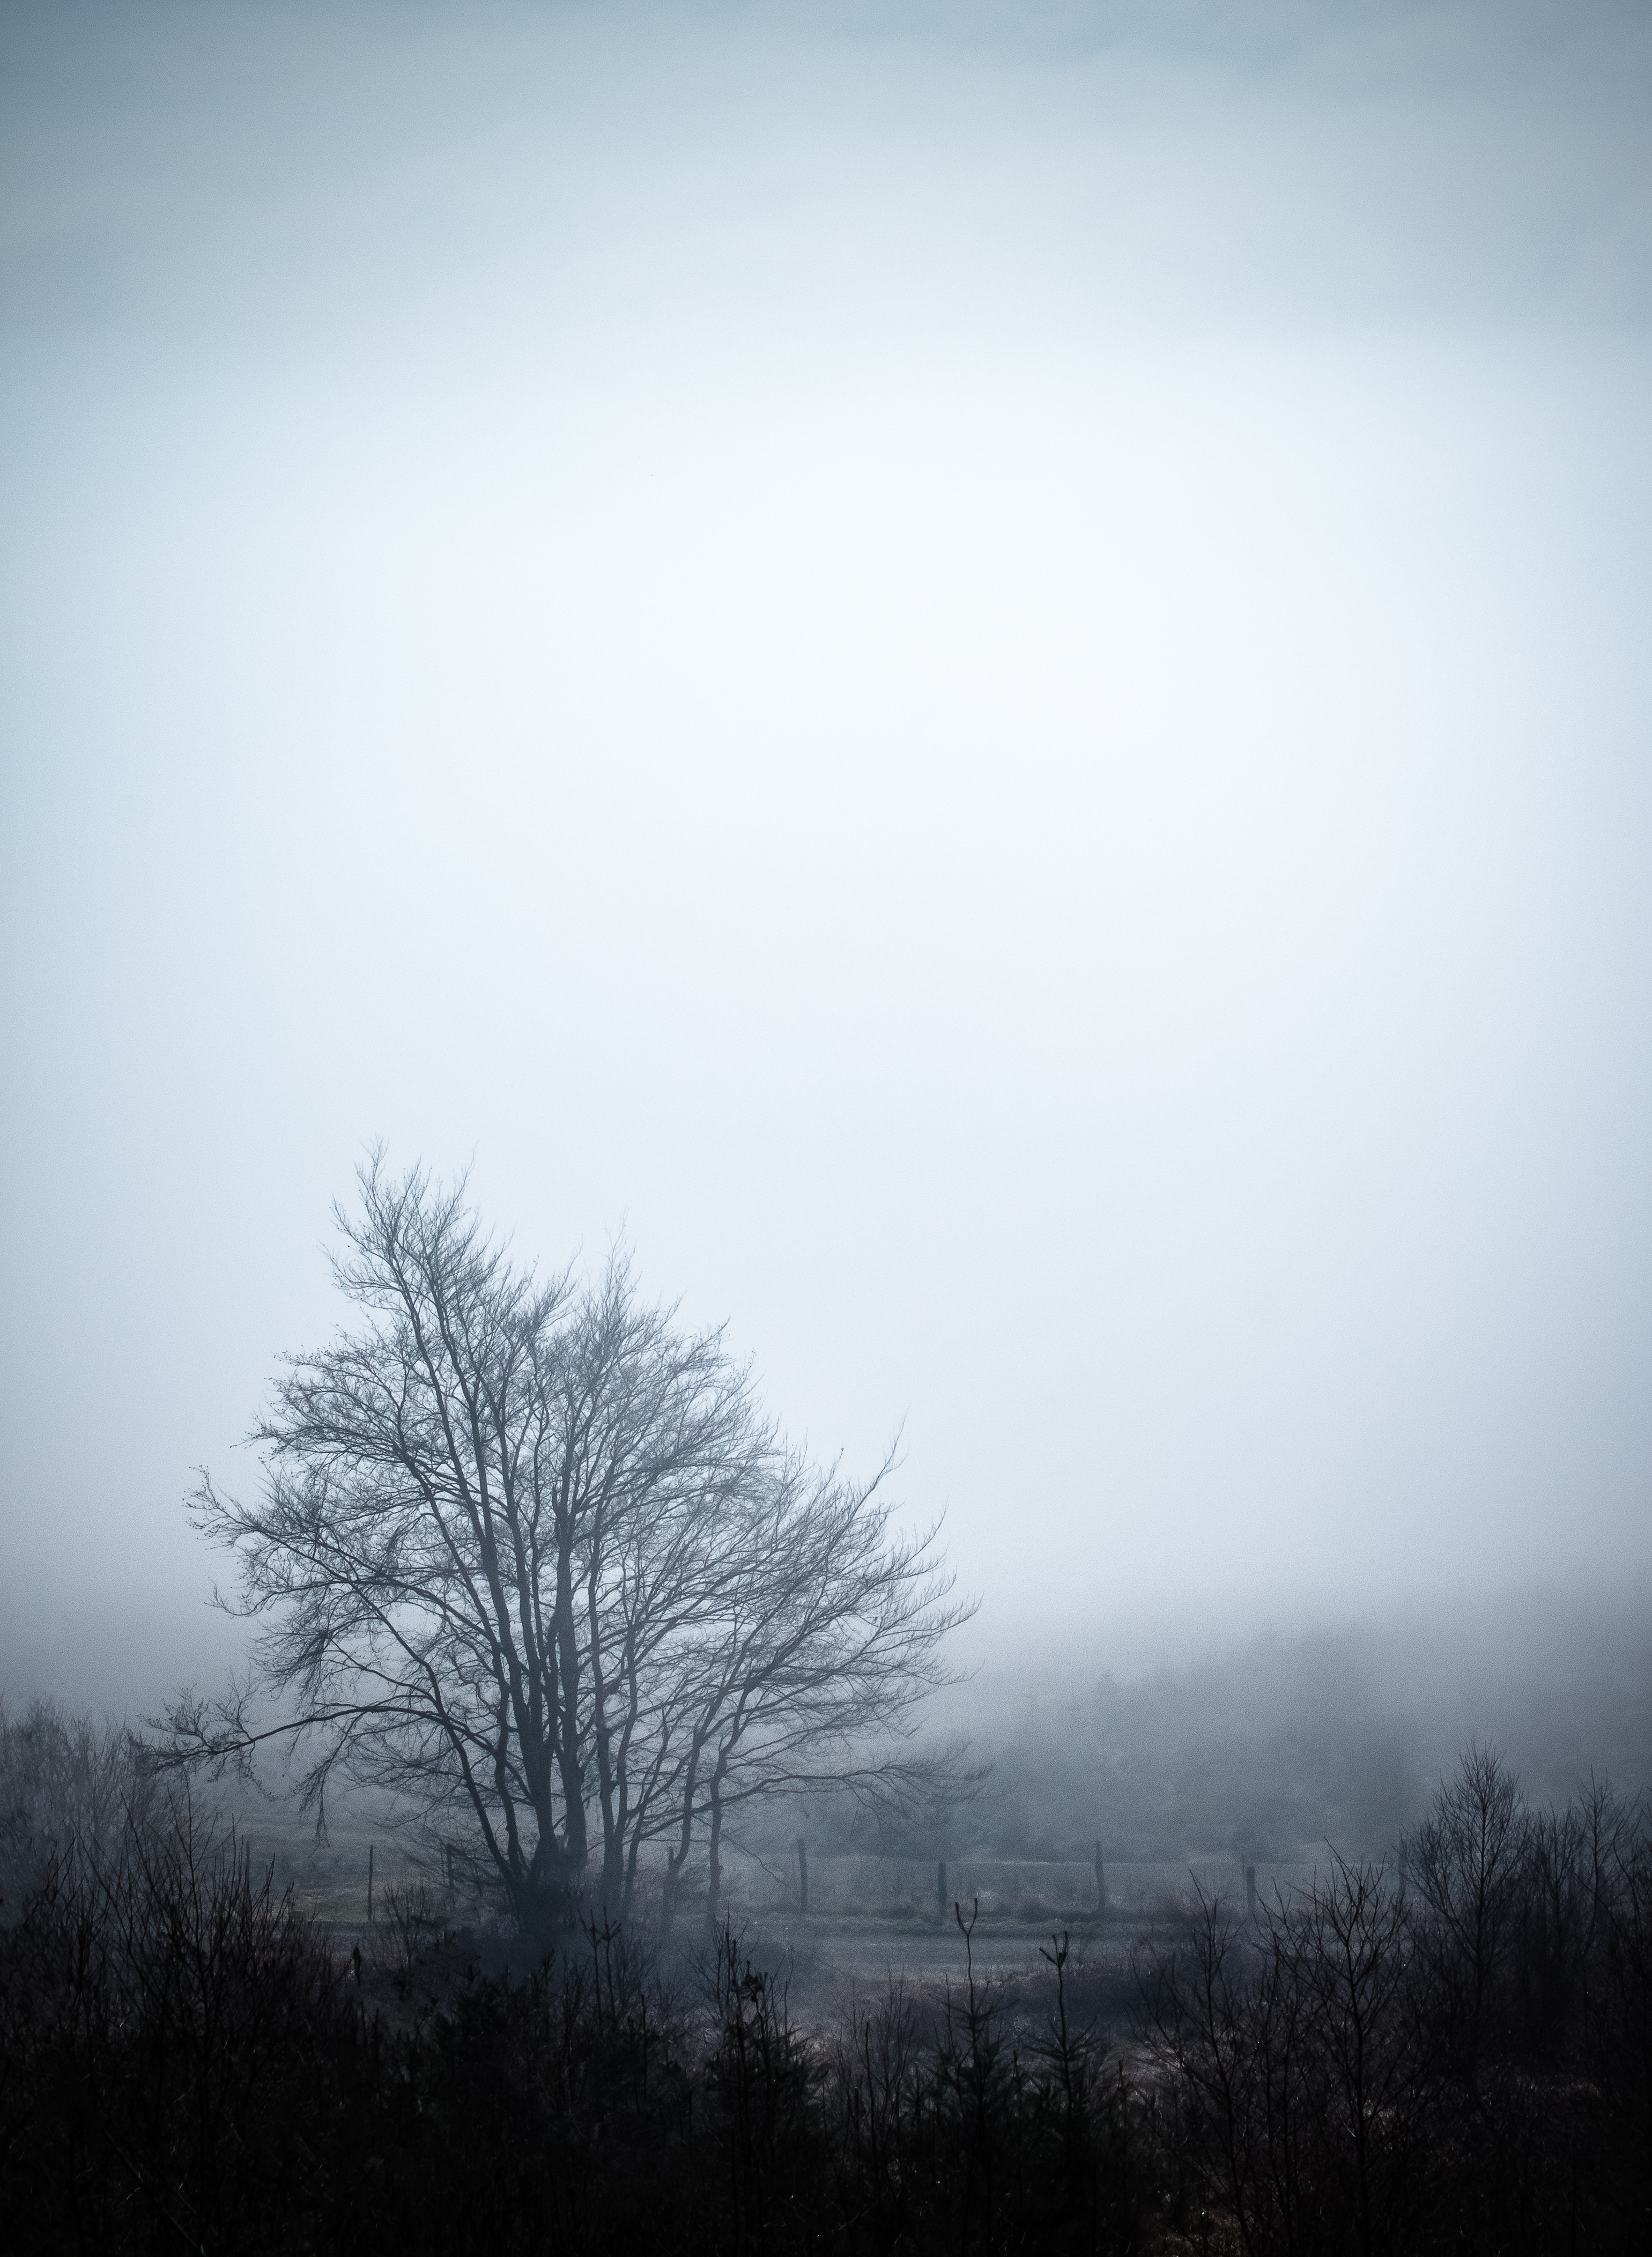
929, 1588, 1652, 1864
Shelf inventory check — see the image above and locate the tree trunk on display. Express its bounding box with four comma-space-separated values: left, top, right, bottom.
661, 1730, 707, 1943
551, 1500, 589, 1881
707, 1780, 724, 1933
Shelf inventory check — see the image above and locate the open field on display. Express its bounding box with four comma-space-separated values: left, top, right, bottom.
221, 1801, 1342, 2016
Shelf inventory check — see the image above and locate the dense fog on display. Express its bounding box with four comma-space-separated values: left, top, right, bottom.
8, 14, 1650, 2248
4, 3, 1649, 1800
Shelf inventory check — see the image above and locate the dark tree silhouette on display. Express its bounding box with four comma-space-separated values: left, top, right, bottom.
163, 1155, 969, 1930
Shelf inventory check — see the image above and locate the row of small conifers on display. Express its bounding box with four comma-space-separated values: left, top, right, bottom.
1, 1747, 1647, 2255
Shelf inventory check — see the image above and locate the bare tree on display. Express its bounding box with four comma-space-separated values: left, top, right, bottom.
1145, 1855, 1432, 2257
1403, 1741, 1528, 2084
162, 1156, 970, 1932
655, 1442, 970, 1935
1, 1698, 159, 1911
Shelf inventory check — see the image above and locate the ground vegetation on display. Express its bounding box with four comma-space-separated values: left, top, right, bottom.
2, 1710, 1647, 2253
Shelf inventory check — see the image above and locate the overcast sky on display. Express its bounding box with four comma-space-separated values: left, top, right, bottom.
3, 0, 1650, 1709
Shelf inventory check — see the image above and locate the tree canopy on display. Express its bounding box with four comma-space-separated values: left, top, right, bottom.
171, 1156, 970, 1930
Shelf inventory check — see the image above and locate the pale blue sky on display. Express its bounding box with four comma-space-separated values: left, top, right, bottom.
3, 1, 1650, 1706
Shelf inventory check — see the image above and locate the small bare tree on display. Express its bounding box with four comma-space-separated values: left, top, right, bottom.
161, 1156, 971, 1933
1, 1699, 159, 1913
1145, 1854, 1431, 2255
1403, 1741, 1528, 2083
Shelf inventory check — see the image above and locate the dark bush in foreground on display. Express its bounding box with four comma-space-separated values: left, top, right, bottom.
1145, 1748, 1652, 2255
2, 1740, 1648, 2254
0, 1796, 1148, 2254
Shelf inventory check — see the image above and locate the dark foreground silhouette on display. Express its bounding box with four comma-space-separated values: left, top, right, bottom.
1, 1745, 1647, 2254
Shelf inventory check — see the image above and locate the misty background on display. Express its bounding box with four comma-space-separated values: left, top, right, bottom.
2, 2, 1649, 1743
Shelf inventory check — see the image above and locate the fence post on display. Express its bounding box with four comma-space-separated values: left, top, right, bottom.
1095, 1837, 1107, 1916
367, 1844, 375, 1923
937, 1859, 947, 1912
796, 1836, 809, 1915
1245, 1862, 1258, 1920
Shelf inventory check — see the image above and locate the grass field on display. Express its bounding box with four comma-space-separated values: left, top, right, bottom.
221, 1797, 1342, 2018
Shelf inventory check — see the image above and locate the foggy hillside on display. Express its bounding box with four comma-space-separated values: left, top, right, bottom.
932, 1595, 1652, 1863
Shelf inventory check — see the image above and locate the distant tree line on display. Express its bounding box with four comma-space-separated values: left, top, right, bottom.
947, 1627, 1651, 1871
2, 1703, 1648, 2254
